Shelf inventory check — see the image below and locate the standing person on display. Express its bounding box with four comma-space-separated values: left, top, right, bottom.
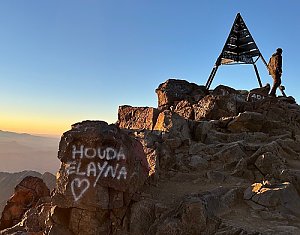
268, 48, 283, 97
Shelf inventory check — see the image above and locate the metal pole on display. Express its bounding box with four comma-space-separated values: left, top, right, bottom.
206, 65, 219, 90
260, 54, 269, 69
253, 63, 263, 87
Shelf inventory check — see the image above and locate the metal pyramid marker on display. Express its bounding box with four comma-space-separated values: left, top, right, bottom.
205, 13, 268, 89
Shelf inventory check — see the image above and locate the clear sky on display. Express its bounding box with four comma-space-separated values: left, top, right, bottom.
1, 1, 300, 136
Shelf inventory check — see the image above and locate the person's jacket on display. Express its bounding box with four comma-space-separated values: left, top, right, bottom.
268, 52, 282, 75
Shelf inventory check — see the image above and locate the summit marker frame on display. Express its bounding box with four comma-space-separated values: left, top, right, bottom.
205, 13, 268, 90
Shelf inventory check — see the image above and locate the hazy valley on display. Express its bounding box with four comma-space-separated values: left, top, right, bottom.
0, 130, 60, 174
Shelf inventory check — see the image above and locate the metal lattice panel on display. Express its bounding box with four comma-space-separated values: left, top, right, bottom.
205, 13, 269, 89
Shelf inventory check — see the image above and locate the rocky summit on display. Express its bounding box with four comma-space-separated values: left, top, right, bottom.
1, 78, 300, 234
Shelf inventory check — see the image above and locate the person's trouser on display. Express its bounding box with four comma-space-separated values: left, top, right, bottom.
269, 72, 281, 96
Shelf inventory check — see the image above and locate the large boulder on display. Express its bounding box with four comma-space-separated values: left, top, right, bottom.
0, 176, 50, 231
212, 84, 240, 96
153, 110, 191, 140
244, 182, 300, 216
52, 121, 149, 235
173, 100, 194, 120
148, 195, 220, 234
117, 105, 160, 130
243, 96, 300, 135
193, 94, 244, 121
227, 111, 265, 133
155, 79, 206, 110
0, 201, 52, 235
246, 84, 270, 102
254, 152, 286, 178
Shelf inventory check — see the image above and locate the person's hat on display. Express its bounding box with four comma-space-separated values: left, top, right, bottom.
276, 48, 283, 53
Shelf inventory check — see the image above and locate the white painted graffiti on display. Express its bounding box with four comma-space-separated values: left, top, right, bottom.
72, 145, 126, 160
68, 145, 127, 202
71, 178, 90, 202
249, 93, 265, 102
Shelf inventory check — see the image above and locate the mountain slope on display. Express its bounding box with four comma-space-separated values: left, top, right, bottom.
0, 130, 60, 173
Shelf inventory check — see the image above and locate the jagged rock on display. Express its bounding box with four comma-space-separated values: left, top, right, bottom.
212, 84, 240, 96
0, 199, 53, 235
279, 169, 300, 194
148, 194, 220, 234
133, 131, 161, 177
17, 202, 52, 234
129, 199, 156, 235
244, 182, 300, 216
247, 140, 287, 166
155, 79, 206, 110
193, 94, 243, 121
0, 171, 56, 216
204, 129, 269, 144
213, 143, 247, 166
227, 111, 264, 133
193, 121, 215, 142
52, 121, 149, 235
153, 110, 191, 140
243, 97, 300, 135
156, 143, 177, 171
117, 105, 160, 130
246, 83, 270, 102
144, 148, 160, 177
47, 206, 73, 235
231, 158, 255, 180
173, 100, 194, 120
0, 176, 50, 231
254, 152, 286, 177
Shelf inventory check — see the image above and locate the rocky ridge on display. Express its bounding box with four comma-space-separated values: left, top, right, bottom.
0, 176, 51, 231
0, 171, 56, 215
118, 79, 300, 234
1, 78, 300, 234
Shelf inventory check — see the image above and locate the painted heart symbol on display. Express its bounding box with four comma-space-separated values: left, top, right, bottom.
71, 178, 90, 202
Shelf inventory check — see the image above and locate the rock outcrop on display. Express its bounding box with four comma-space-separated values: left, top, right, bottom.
2, 78, 300, 234
117, 105, 159, 130
117, 79, 300, 234
51, 121, 149, 234
155, 79, 207, 110
0, 176, 50, 231
244, 181, 300, 216
0, 171, 56, 216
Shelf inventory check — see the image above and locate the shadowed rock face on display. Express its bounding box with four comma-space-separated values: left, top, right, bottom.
0, 171, 55, 216
0, 176, 50, 230
51, 121, 149, 234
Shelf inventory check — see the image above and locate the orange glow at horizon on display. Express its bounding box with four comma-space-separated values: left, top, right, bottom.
1, 113, 117, 137
1, 116, 75, 137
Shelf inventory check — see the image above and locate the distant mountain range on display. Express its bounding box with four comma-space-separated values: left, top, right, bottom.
0, 170, 56, 215
0, 130, 60, 174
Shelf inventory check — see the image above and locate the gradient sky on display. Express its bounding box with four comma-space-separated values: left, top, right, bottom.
1, 1, 300, 136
